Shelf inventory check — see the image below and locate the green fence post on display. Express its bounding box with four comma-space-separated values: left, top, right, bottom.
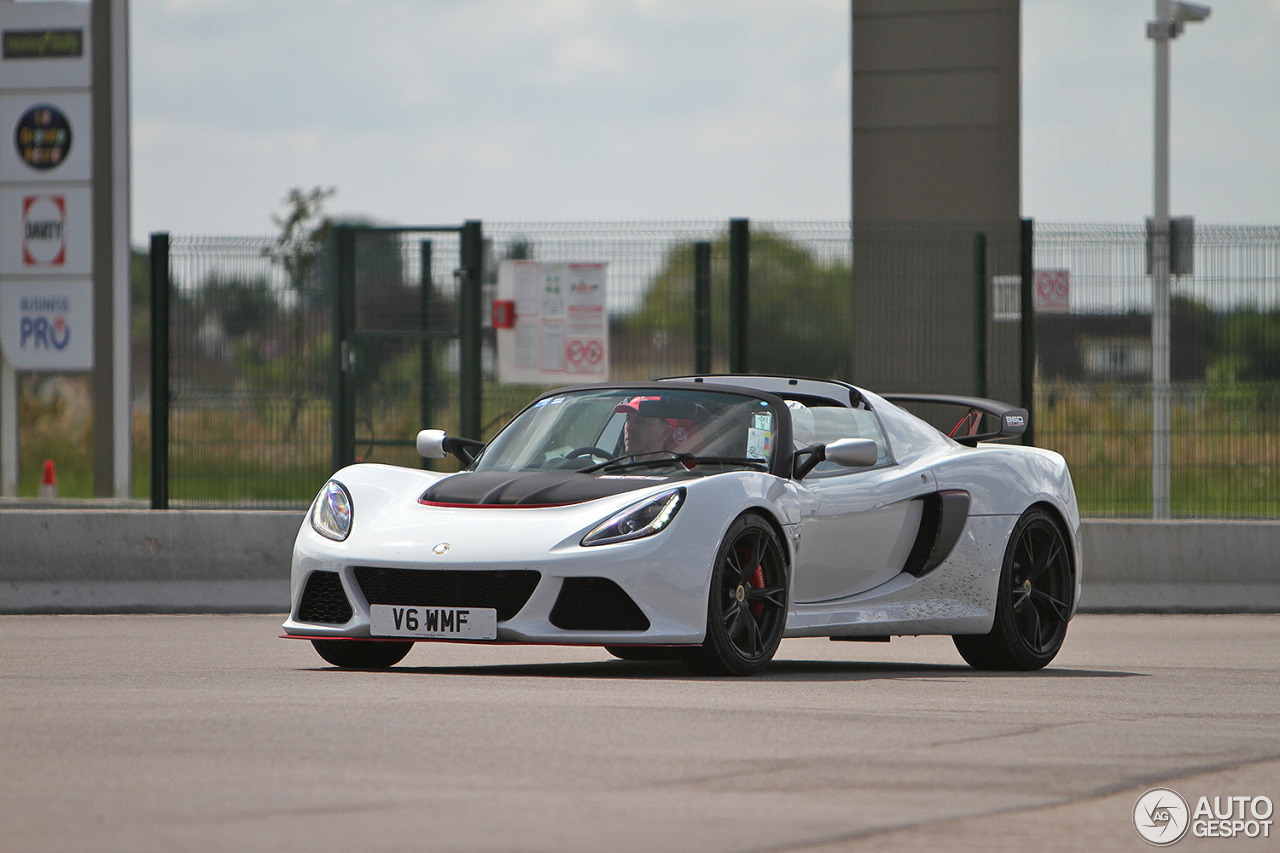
1020, 218, 1035, 447
149, 232, 170, 510
694, 241, 712, 374
459, 220, 484, 441
728, 219, 749, 373
332, 225, 357, 471
974, 232, 988, 399
419, 239, 435, 469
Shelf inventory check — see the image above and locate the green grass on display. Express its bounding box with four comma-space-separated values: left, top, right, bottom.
1035, 383, 1280, 517
16, 378, 1280, 517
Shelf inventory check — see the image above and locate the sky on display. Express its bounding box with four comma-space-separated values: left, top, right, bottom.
125, 0, 1280, 244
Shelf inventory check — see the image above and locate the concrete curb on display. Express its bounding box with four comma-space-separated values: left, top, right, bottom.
0, 510, 1277, 614
0, 510, 302, 614
1077, 519, 1280, 612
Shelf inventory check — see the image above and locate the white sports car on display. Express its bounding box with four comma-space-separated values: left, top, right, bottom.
282, 375, 1081, 676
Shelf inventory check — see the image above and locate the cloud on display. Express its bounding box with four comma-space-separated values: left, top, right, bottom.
127, 0, 1275, 240
129, 0, 851, 239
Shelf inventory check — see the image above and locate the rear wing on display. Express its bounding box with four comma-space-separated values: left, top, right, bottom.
880, 393, 1028, 447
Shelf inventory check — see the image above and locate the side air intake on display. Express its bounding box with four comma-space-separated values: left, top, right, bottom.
902, 491, 971, 578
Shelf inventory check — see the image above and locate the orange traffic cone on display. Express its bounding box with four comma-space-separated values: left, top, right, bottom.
38, 459, 57, 500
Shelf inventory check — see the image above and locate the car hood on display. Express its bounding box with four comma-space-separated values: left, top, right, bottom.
420, 470, 682, 507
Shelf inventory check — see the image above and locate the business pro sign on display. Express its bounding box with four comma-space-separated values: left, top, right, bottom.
0, 279, 92, 370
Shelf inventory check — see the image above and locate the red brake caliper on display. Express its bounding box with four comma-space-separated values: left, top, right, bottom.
734, 547, 767, 617
749, 564, 765, 616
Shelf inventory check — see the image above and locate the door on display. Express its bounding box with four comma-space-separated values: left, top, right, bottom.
787, 401, 936, 603
792, 464, 937, 602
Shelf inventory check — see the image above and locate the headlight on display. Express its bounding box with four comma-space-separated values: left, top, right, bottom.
311, 480, 353, 541
581, 488, 685, 546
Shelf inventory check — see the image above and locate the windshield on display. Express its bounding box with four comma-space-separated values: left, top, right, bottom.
474, 387, 781, 474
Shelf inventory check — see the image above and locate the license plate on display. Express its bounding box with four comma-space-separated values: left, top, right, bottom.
369, 605, 497, 640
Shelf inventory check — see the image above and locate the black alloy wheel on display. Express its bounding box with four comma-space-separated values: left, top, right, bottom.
311, 638, 413, 669
682, 513, 789, 676
954, 507, 1073, 671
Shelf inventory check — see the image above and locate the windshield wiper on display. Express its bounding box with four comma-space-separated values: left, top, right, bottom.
684, 456, 769, 471
579, 451, 691, 474
581, 452, 767, 475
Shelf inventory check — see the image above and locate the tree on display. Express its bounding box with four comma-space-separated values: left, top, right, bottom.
266, 187, 335, 428
624, 230, 850, 379
197, 276, 278, 338
1218, 307, 1280, 382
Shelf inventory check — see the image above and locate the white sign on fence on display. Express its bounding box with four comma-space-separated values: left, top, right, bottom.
1034, 269, 1071, 313
496, 260, 609, 384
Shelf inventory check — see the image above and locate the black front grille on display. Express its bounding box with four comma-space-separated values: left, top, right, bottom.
297, 571, 353, 624
549, 577, 651, 631
353, 567, 541, 622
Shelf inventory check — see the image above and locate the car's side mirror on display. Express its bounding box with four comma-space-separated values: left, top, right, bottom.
417, 429, 486, 464
825, 438, 879, 468
792, 438, 879, 480
416, 429, 448, 458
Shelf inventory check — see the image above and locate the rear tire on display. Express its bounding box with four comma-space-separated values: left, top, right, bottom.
954, 507, 1073, 671
311, 639, 413, 669
681, 514, 788, 677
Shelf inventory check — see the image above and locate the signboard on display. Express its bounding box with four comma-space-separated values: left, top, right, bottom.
0, 185, 92, 275
496, 261, 609, 384
1034, 269, 1070, 313
0, 279, 92, 370
0, 2, 90, 89
3, 27, 84, 60
0, 3, 93, 372
0, 92, 92, 182
1, 0, 132, 497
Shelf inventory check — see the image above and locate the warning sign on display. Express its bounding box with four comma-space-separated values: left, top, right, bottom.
1034, 269, 1070, 313
496, 261, 609, 384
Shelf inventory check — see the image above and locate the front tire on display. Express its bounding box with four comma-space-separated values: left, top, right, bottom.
311, 639, 413, 669
681, 514, 789, 677
954, 507, 1073, 671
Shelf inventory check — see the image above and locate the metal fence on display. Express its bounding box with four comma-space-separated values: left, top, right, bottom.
1033, 223, 1280, 517
154, 233, 333, 508
150, 220, 1280, 518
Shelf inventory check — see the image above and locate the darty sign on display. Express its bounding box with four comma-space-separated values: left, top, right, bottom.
0, 186, 91, 276
22, 194, 66, 265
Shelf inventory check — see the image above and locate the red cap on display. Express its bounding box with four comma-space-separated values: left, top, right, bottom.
614, 396, 677, 426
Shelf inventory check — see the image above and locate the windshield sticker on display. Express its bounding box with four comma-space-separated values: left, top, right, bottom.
531, 398, 550, 408
746, 427, 771, 460
753, 413, 772, 430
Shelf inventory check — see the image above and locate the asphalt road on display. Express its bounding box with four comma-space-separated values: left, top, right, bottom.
2, 614, 1277, 853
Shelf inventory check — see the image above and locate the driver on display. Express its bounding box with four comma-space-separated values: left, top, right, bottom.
614, 397, 676, 455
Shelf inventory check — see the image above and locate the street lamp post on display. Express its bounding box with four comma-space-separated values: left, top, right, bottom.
1147, 0, 1209, 519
